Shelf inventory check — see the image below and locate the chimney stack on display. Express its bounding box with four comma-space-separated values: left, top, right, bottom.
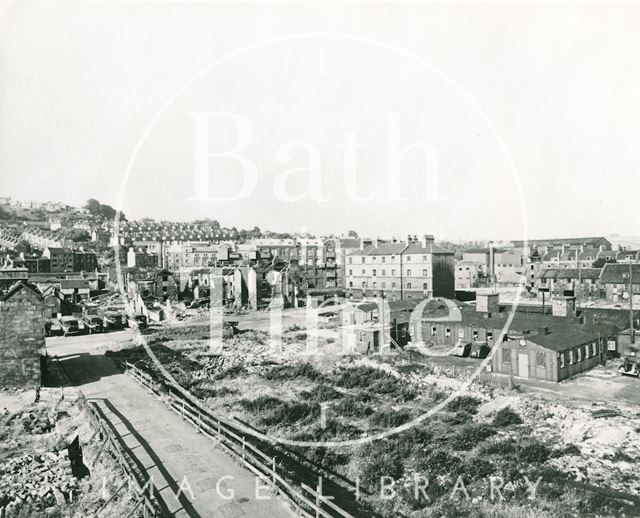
406, 234, 412, 245
422, 234, 434, 247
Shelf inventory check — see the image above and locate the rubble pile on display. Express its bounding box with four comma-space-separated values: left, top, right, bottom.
0, 451, 78, 517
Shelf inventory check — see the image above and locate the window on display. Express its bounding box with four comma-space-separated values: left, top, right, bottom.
372, 256, 376, 262
381, 282, 386, 288
382, 269, 386, 276
445, 328, 451, 337
473, 330, 478, 340
349, 281, 353, 287
423, 282, 428, 290
373, 269, 377, 276
407, 282, 412, 289
487, 332, 493, 342
362, 281, 366, 288
362, 257, 365, 263
407, 256, 411, 262
407, 269, 412, 276
503, 349, 511, 363
536, 352, 545, 367
591, 342, 597, 356
458, 329, 465, 338
392, 269, 396, 276
382, 257, 386, 263
349, 269, 352, 276
349, 258, 352, 264
559, 353, 565, 368
362, 269, 365, 275
577, 347, 582, 362
423, 269, 428, 276
423, 256, 427, 261
431, 326, 437, 336
584, 344, 589, 359
391, 282, 396, 288
373, 282, 377, 288
569, 350, 574, 364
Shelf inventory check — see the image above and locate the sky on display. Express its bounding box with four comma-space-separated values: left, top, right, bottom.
1, 2, 639, 241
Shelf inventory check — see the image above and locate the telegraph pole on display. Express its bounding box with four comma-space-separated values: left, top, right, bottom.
630, 261, 635, 345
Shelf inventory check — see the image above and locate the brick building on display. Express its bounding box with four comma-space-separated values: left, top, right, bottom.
0, 282, 46, 387
410, 293, 628, 382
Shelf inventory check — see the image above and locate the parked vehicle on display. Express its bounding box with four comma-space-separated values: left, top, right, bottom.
128, 314, 148, 329
103, 311, 125, 330
469, 341, 491, 359
58, 316, 83, 336
451, 341, 471, 357
619, 357, 640, 377
82, 314, 104, 334
45, 318, 63, 337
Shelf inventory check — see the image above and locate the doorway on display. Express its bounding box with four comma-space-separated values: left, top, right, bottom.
518, 353, 529, 378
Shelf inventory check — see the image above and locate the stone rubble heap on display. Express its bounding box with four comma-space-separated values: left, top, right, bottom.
0, 451, 78, 517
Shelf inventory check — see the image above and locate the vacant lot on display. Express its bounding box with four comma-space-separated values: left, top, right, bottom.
108, 323, 640, 517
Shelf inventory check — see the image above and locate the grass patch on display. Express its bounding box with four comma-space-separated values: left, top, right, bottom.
446, 395, 482, 414
369, 408, 412, 428
492, 407, 523, 427
263, 363, 323, 381
449, 423, 496, 451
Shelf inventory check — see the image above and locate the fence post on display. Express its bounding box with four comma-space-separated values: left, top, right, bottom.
315, 477, 321, 518
242, 436, 246, 459
271, 457, 276, 485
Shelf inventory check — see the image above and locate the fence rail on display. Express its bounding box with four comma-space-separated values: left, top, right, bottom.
77, 391, 162, 517
122, 361, 355, 518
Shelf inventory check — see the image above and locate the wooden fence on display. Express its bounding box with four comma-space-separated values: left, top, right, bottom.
123, 361, 355, 518
77, 391, 163, 517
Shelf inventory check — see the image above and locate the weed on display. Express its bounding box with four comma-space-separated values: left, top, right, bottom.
369, 408, 412, 428
299, 384, 342, 402
449, 423, 496, 451
492, 407, 523, 427
446, 395, 482, 414
333, 397, 373, 418
517, 440, 551, 464
263, 363, 323, 381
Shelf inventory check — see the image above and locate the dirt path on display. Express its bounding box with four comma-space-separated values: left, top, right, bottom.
47, 334, 297, 518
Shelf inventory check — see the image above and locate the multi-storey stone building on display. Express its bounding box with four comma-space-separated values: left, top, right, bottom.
345, 235, 454, 300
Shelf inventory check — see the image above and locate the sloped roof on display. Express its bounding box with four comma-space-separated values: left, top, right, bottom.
404, 243, 453, 255
0, 281, 43, 302
600, 263, 640, 284
60, 279, 90, 289
418, 299, 632, 351
368, 243, 408, 256
512, 237, 611, 247
539, 268, 602, 280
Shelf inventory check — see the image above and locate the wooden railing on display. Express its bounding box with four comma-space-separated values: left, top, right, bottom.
77, 391, 162, 517
122, 361, 356, 518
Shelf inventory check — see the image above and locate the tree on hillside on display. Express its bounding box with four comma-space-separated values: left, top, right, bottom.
84, 199, 126, 221
348, 230, 359, 238
69, 229, 91, 242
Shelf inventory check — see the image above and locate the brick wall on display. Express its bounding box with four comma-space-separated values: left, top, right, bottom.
0, 286, 45, 387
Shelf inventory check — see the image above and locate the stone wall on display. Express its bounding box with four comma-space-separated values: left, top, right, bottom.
0, 285, 45, 387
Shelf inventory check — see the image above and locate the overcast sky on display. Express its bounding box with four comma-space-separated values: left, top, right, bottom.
1, 2, 639, 241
